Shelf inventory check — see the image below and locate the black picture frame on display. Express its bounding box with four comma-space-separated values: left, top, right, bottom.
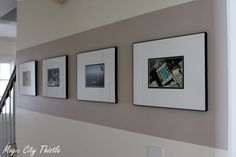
18, 60, 37, 96
76, 47, 118, 103
133, 32, 208, 112
42, 55, 68, 99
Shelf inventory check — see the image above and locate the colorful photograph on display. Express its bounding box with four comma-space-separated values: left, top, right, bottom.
48, 68, 60, 87
148, 56, 184, 88
85, 63, 105, 88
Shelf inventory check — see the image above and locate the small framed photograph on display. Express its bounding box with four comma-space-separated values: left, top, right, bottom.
42, 55, 68, 99
133, 32, 207, 111
18, 61, 37, 96
77, 47, 117, 103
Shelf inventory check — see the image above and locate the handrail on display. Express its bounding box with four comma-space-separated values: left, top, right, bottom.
0, 66, 16, 114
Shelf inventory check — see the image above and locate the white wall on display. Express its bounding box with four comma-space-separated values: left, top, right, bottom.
16, 0, 193, 50
0, 39, 16, 62
16, 108, 228, 157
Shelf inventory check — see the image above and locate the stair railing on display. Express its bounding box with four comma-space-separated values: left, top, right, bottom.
0, 67, 16, 157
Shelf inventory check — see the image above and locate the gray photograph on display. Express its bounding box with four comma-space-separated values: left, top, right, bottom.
48, 68, 60, 87
23, 71, 31, 86
85, 63, 105, 88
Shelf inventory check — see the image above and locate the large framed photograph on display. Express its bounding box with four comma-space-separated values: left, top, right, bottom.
133, 32, 207, 111
18, 61, 37, 96
42, 55, 68, 99
77, 47, 117, 103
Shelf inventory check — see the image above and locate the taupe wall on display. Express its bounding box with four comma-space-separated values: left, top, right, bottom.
16, 0, 228, 149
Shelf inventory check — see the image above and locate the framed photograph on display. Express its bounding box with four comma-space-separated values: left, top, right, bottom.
18, 61, 37, 96
42, 55, 68, 99
77, 47, 117, 103
133, 32, 207, 111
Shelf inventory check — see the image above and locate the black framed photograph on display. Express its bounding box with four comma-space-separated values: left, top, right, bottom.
77, 47, 117, 103
133, 32, 207, 111
18, 61, 37, 96
42, 55, 68, 99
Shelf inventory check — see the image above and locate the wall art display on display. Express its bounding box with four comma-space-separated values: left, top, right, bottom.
133, 32, 207, 111
18, 61, 37, 96
42, 55, 68, 99
77, 47, 117, 103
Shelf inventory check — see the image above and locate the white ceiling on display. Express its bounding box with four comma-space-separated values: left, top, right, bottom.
0, 0, 16, 39
0, 0, 16, 17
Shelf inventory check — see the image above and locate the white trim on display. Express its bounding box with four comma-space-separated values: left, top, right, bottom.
227, 0, 231, 156
227, 0, 236, 156
0, 36, 16, 42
